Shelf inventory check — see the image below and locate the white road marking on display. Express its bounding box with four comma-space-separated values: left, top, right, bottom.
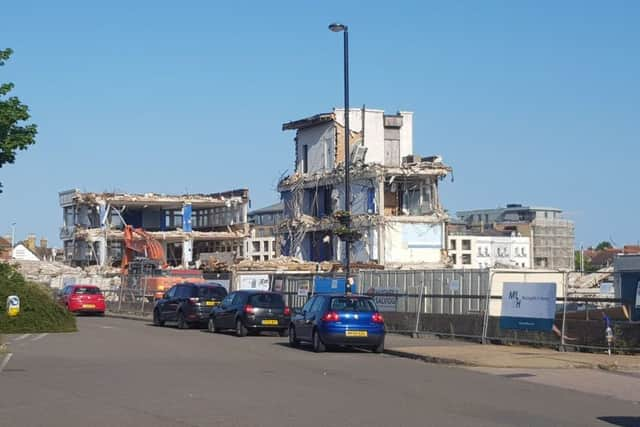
0, 353, 13, 373
100, 326, 115, 329
31, 333, 48, 342
13, 334, 31, 342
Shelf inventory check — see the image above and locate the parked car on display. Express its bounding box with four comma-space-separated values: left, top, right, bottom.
58, 285, 106, 315
153, 282, 227, 329
208, 290, 291, 337
288, 294, 385, 353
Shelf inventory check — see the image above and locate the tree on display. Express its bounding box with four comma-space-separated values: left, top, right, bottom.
0, 48, 37, 193
595, 241, 613, 251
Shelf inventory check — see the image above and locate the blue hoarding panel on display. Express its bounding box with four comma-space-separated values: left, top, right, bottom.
314, 277, 358, 294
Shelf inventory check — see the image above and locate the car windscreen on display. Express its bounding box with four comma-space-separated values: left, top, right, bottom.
330, 297, 377, 312
248, 293, 285, 308
197, 286, 227, 300
73, 287, 102, 295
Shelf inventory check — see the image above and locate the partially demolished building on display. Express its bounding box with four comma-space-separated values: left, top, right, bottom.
59, 189, 249, 267
278, 108, 452, 268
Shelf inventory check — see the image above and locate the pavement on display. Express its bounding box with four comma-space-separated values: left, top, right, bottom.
0, 316, 638, 427
107, 310, 640, 371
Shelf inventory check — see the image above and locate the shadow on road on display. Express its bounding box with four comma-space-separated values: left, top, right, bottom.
598, 417, 640, 427
273, 342, 372, 354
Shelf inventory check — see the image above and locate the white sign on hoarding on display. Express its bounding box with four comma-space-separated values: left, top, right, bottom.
297, 284, 310, 297
500, 282, 556, 331
238, 274, 270, 291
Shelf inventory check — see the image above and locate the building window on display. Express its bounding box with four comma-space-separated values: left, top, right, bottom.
462, 240, 471, 251
462, 254, 471, 265
450, 239, 457, 250
302, 144, 308, 174
451, 254, 457, 264
263, 241, 270, 252
252, 241, 261, 252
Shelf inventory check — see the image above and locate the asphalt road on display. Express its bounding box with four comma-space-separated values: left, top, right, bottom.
0, 317, 638, 427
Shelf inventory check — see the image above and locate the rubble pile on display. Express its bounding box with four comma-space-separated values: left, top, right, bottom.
7, 260, 120, 289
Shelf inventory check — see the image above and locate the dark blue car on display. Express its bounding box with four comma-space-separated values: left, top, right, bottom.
288, 294, 385, 353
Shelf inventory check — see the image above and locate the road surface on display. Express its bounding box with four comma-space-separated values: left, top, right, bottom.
0, 317, 637, 427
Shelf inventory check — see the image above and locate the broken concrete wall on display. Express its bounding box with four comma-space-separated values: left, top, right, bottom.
295, 121, 335, 174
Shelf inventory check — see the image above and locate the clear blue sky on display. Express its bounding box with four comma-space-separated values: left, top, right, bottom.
1, 1, 638, 248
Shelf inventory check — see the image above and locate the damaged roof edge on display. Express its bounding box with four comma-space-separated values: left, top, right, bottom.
282, 113, 334, 131
62, 188, 250, 205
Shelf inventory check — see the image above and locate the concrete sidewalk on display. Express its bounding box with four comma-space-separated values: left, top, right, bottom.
386, 342, 640, 371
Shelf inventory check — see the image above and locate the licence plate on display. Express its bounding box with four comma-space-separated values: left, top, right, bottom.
261, 319, 278, 325
205, 301, 217, 306
82, 304, 96, 309
346, 330, 368, 337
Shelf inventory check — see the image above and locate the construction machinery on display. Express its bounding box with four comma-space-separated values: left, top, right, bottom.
121, 225, 204, 300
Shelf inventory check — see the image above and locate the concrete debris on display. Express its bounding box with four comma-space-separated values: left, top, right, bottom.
69, 189, 249, 206
278, 161, 451, 190
8, 260, 121, 289
76, 228, 247, 243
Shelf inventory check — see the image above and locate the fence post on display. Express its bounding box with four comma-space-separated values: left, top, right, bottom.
560, 271, 568, 352
140, 278, 148, 315
117, 277, 124, 313
481, 271, 494, 344
413, 281, 424, 338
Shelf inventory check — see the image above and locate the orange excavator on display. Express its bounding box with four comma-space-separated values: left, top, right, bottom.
121, 225, 167, 271
121, 225, 204, 300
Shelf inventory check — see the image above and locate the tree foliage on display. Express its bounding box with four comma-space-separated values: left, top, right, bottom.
595, 241, 613, 251
0, 48, 38, 193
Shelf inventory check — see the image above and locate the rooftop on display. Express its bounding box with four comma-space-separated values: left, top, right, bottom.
249, 202, 284, 216
457, 204, 563, 215
282, 113, 334, 131
59, 189, 249, 208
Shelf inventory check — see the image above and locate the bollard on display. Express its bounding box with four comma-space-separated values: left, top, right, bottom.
6, 295, 20, 317
606, 325, 614, 357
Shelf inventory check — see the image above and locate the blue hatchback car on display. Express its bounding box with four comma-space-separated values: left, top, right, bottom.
288, 294, 385, 353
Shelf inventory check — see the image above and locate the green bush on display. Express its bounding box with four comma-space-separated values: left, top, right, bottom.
0, 263, 77, 333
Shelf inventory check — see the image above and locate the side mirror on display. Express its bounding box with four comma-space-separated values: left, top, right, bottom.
162, 293, 168, 300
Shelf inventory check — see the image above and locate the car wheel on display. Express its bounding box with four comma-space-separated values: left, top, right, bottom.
153, 309, 164, 326
177, 311, 188, 329
278, 328, 287, 337
288, 325, 299, 347
373, 339, 385, 354
236, 318, 248, 337
312, 329, 326, 353
207, 318, 217, 333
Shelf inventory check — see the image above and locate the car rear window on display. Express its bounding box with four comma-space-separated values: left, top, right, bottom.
74, 287, 102, 295
330, 297, 376, 312
197, 286, 227, 300
248, 293, 285, 308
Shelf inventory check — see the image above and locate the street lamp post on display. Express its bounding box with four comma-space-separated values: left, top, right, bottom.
10, 222, 16, 259
329, 22, 352, 294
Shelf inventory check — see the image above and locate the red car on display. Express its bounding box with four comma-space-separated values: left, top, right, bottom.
59, 285, 106, 315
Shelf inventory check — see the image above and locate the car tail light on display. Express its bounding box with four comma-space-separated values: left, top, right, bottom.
372, 312, 384, 324
321, 311, 340, 322
284, 307, 291, 316
244, 304, 255, 315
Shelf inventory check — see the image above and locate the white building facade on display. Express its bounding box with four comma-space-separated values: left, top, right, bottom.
448, 234, 531, 269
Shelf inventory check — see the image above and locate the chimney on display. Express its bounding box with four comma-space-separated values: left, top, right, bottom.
26, 234, 37, 251
40, 238, 48, 249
